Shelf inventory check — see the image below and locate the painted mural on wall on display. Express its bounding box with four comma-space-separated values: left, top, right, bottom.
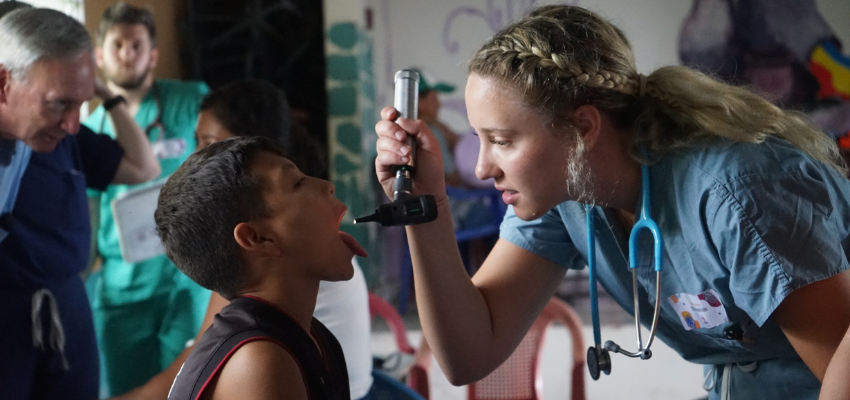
439, 0, 558, 117
326, 21, 383, 285
679, 0, 850, 162
376, 0, 587, 126
441, 0, 545, 55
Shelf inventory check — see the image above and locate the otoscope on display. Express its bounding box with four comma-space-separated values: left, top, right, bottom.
354, 69, 439, 226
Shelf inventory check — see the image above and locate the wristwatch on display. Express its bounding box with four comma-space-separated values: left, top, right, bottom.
103, 95, 126, 111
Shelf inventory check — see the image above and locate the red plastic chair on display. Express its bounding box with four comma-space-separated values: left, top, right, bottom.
369, 292, 415, 355
407, 337, 432, 400
408, 296, 586, 400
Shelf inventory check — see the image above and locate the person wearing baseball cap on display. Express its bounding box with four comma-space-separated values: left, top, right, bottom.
412, 68, 461, 186
411, 68, 495, 272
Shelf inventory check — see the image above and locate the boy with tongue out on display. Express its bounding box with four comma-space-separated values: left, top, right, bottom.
155, 135, 367, 400
155, 137, 366, 400
117, 80, 375, 400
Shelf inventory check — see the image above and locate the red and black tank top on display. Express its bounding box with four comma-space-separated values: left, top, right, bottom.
167, 295, 349, 400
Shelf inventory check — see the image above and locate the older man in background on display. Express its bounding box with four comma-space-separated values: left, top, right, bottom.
0, 2, 93, 244
0, 5, 160, 400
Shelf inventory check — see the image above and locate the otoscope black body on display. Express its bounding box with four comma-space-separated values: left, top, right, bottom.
354, 69, 439, 226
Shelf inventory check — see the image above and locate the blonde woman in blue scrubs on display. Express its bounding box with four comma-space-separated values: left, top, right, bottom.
374, 5, 850, 399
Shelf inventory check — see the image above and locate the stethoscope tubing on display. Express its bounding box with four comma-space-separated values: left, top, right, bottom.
585, 147, 665, 376
586, 207, 602, 348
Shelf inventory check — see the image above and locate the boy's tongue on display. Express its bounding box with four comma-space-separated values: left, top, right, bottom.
339, 231, 368, 257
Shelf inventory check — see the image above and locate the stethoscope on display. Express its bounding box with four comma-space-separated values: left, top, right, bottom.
584, 148, 664, 381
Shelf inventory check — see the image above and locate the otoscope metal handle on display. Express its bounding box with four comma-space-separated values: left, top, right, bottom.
355, 69, 438, 227
393, 169, 413, 200
392, 69, 419, 175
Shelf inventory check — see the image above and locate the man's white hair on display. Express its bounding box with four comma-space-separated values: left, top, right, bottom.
0, 8, 92, 81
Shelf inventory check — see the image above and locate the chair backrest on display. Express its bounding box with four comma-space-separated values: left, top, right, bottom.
467, 296, 586, 400
368, 292, 416, 355
371, 369, 427, 400
408, 296, 585, 400
407, 335, 433, 399
541, 297, 586, 400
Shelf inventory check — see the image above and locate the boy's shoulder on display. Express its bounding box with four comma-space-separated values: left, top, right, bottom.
168, 296, 349, 400
204, 340, 308, 399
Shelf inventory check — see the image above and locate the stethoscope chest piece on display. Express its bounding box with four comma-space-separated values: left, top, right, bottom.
586, 346, 611, 381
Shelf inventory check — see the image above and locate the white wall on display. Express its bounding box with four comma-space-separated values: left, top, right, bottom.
369, 0, 850, 134
10, 0, 84, 20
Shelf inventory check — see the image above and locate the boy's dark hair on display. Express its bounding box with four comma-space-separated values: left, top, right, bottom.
155, 136, 286, 299
96, 2, 156, 47
200, 79, 327, 179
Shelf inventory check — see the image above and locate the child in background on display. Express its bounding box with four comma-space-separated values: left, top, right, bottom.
156, 136, 367, 399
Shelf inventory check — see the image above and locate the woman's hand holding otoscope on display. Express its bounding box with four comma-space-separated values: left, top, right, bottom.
356, 69, 442, 226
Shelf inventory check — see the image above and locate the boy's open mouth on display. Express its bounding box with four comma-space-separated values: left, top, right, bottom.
339, 210, 367, 257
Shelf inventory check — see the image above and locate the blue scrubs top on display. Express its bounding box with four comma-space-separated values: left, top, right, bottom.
500, 136, 850, 399
0, 139, 31, 243
0, 126, 123, 289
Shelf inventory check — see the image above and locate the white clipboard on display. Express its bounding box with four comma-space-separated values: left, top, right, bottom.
111, 180, 167, 264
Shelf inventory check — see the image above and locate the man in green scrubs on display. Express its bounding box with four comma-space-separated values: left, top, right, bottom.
82, 3, 210, 397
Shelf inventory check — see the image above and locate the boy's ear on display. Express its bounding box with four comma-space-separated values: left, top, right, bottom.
570, 104, 603, 151
233, 222, 281, 257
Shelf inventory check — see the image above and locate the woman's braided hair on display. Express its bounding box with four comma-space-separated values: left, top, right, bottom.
469, 5, 846, 174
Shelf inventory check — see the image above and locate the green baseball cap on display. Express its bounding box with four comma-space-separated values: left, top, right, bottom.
412, 68, 455, 94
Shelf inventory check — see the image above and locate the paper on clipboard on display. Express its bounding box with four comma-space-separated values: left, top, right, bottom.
111, 180, 166, 264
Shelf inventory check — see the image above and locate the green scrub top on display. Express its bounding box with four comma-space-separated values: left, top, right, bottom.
83, 79, 210, 306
